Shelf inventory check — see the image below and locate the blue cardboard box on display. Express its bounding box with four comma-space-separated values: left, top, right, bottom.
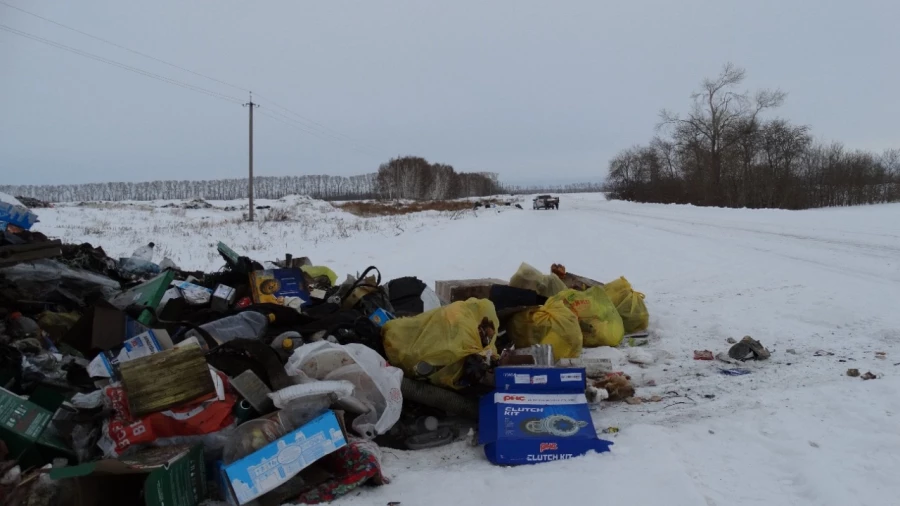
479, 366, 612, 465
250, 269, 310, 309
494, 367, 590, 392
223, 410, 347, 505
368, 307, 395, 327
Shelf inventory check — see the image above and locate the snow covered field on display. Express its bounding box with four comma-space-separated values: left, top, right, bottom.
32, 194, 900, 506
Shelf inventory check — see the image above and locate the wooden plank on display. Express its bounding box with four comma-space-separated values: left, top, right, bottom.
0, 240, 63, 267
0, 239, 62, 254
559, 272, 604, 291
0, 246, 63, 267
119, 344, 215, 417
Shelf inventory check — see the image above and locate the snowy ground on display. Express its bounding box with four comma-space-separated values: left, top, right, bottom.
31, 194, 900, 506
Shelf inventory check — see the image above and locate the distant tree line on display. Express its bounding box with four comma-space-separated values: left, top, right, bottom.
606, 63, 900, 209
0, 174, 380, 203
502, 182, 606, 195
2, 159, 604, 204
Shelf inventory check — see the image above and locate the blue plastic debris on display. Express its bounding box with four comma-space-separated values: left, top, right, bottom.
719, 368, 752, 376
368, 307, 395, 327
0, 200, 39, 230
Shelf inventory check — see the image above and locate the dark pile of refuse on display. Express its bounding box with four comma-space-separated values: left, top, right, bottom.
0, 202, 650, 506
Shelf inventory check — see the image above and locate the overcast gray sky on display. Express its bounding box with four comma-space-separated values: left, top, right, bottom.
1, 0, 898, 186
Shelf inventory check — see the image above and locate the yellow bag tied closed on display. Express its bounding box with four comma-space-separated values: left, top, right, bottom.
507, 299, 583, 361
548, 286, 625, 347
603, 277, 649, 333
382, 298, 499, 390
509, 262, 567, 298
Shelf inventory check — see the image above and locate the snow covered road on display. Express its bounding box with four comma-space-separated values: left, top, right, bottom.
35, 194, 900, 505
320, 195, 900, 506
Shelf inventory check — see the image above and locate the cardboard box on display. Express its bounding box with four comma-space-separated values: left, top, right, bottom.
249, 269, 310, 308
434, 278, 507, 304
223, 410, 347, 505
173, 281, 213, 306
479, 367, 612, 465
63, 301, 151, 357
87, 329, 174, 379
0, 386, 75, 468
49, 444, 206, 506
65, 271, 174, 357
212, 284, 237, 312
368, 307, 394, 327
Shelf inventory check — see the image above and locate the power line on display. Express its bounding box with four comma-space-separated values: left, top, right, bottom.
252, 92, 378, 149
0, 0, 250, 94
0, 24, 245, 104
257, 110, 337, 141
0, 1, 381, 152
259, 107, 367, 147
256, 110, 376, 155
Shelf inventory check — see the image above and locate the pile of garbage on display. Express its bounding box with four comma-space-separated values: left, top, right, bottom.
0, 201, 652, 506
13, 197, 53, 209
159, 198, 215, 210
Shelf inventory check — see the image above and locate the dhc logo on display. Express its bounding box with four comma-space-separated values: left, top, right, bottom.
539, 442, 558, 453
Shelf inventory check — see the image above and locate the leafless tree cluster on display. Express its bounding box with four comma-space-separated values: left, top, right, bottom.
606, 63, 900, 209
0, 174, 379, 203
374, 156, 502, 199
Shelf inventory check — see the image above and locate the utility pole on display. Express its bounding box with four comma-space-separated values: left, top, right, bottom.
243, 92, 260, 221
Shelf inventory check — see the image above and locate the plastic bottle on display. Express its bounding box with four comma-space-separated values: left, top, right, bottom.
186, 312, 271, 345
132, 242, 155, 262
158, 257, 177, 271
7, 312, 41, 339
119, 257, 161, 278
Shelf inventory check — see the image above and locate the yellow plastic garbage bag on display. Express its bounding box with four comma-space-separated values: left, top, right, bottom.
300, 265, 338, 286
509, 262, 567, 298
507, 299, 583, 361
548, 286, 625, 347
36, 311, 80, 341
603, 277, 649, 333
382, 298, 499, 390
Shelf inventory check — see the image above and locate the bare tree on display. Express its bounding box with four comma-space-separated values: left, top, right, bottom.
660, 63, 786, 205
605, 64, 897, 210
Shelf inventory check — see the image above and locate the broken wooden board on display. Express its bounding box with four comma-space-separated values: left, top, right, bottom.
558, 271, 604, 291
119, 344, 214, 417
434, 278, 507, 304
0, 240, 63, 267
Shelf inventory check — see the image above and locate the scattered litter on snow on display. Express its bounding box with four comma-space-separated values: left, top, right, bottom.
693, 350, 714, 361
719, 368, 753, 376
626, 348, 655, 365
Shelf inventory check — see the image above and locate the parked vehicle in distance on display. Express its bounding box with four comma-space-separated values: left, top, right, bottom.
532, 195, 560, 210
